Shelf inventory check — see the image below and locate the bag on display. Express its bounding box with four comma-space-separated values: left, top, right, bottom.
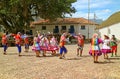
35, 43, 39, 47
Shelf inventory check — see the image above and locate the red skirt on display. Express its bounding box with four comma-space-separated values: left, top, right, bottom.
40, 45, 59, 51
111, 46, 117, 53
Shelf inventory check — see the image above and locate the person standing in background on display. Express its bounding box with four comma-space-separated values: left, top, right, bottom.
24, 34, 29, 52
1, 33, 8, 55
110, 35, 119, 57
15, 32, 22, 56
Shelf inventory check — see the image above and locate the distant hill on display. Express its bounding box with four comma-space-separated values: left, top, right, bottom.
90, 19, 103, 24
100, 11, 120, 28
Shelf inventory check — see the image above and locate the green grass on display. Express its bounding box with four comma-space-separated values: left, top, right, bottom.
100, 11, 120, 28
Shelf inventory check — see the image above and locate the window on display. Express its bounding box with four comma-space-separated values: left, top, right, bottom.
29, 30, 33, 35
69, 25, 75, 33
62, 26, 66, 30
42, 26, 46, 30
70, 25, 74, 28
53, 26, 59, 33
81, 25, 85, 30
55, 26, 58, 28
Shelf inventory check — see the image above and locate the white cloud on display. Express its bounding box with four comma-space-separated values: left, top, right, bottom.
94, 9, 112, 18
102, 9, 111, 13
66, 11, 95, 20
95, 9, 111, 14
70, 0, 115, 20
72, 0, 112, 10
90, 0, 112, 8
67, 9, 112, 20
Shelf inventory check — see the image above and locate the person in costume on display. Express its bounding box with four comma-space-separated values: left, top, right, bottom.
101, 35, 111, 59
24, 34, 29, 52
110, 35, 119, 57
40, 34, 49, 57
1, 33, 8, 55
89, 33, 103, 63
14, 32, 22, 56
73, 33, 84, 56
32, 35, 41, 57
59, 32, 68, 59
50, 35, 59, 55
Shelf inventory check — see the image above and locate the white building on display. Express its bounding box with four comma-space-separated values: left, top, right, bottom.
98, 22, 120, 40
30, 18, 98, 39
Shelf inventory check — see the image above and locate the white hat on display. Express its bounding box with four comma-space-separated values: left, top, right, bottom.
78, 33, 82, 35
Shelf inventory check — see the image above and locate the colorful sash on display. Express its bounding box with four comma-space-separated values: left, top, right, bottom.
91, 38, 98, 55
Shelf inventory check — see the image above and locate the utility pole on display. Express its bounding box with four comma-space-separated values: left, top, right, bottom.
94, 12, 96, 32
88, 0, 90, 40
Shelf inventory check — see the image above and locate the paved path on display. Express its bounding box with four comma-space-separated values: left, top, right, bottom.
0, 44, 120, 79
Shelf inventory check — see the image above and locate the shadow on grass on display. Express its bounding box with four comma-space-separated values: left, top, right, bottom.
53, 53, 60, 57
6, 53, 18, 55
21, 54, 35, 57
65, 57, 81, 60
95, 61, 114, 64
108, 57, 120, 60
81, 55, 91, 57
24, 51, 33, 53
37, 53, 60, 58
115, 55, 120, 57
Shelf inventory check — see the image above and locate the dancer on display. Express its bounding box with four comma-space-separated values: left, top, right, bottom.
89, 33, 103, 63
40, 35, 49, 57
73, 33, 84, 56
59, 32, 68, 59
102, 35, 111, 59
32, 35, 40, 57
14, 32, 22, 56
24, 34, 29, 52
1, 33, 8, 55
110, 35, 119, 57
50, 35, 59, 55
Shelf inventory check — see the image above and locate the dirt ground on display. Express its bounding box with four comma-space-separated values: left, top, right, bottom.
0, 44, 120, 79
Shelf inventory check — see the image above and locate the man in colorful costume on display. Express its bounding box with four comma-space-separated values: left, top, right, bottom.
73, 33, 84, 56
59, 32, 68, 59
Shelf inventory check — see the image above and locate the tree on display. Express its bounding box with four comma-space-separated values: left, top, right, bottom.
0, 0, 76, 33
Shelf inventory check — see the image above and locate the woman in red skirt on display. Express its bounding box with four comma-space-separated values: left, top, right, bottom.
110, 35, 119, 57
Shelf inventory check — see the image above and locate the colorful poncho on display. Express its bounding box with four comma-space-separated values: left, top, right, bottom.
59, 35, 66, 47
91, 38, 99, 45
89, 38, 102, 56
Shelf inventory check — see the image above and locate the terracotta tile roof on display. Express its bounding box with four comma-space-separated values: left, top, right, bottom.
30, 18, 98, 27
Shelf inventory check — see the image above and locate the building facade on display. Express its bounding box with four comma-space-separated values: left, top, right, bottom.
98, 22, 120, 40
31, 18, 98, 39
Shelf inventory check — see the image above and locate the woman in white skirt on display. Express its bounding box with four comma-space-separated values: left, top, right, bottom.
101, 35, 111, 59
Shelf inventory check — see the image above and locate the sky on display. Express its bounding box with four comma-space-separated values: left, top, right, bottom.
67, 0, 120, 21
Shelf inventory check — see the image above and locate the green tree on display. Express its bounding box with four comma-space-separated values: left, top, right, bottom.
0, 0, 76, 33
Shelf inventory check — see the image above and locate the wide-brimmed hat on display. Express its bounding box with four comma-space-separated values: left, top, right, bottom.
78, 33, 82, 35
104, 35, 109, 39
92, 33, 98, 38
17, 32, 21, 34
